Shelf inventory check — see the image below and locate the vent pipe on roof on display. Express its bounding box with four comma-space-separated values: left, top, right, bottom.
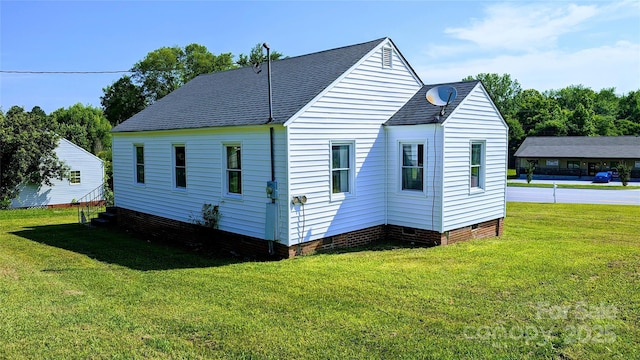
263, 43, 273, 124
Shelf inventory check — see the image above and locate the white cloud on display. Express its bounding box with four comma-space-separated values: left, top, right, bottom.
443, 3, 599, 52
417, 41, 640, 94
414, 1, 640, 93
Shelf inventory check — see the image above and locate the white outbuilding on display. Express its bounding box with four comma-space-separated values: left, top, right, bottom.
10, 138, 104, 208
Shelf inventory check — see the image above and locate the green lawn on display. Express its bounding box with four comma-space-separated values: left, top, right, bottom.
1, 205, 638, 359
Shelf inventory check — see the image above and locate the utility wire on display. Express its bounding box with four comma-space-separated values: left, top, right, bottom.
0, 70, 132, 74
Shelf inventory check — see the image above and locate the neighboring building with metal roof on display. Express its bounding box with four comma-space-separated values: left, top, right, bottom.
111, 37, 508, 258
514, 136, 640, 179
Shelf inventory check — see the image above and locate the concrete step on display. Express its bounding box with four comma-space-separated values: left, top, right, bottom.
90, 217, 111, 227
99, 212, 117, 220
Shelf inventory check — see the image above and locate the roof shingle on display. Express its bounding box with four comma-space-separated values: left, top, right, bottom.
514, 136, 640, 159
112, 38, 388, 132
385, 80, 479, 126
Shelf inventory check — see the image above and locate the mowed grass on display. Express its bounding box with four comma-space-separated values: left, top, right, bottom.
1, 204, 638, 359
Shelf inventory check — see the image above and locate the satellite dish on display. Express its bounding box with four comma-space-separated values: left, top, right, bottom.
426, 85, 457, 106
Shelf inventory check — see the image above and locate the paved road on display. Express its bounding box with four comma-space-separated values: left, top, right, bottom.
507, 186, 640, 205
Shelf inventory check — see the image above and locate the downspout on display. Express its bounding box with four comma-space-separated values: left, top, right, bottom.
264, 42, 276, 256
265, 42, 274, 182
270, 127, 275, 183
383, 124, 388, 228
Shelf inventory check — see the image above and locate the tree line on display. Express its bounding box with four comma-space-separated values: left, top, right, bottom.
1, 44, 638, 207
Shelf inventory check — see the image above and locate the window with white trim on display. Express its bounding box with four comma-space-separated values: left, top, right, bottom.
69, 170, 81, 184
135, 145, 145, 184
174, 145, 186, 188
331, 142, 353, 194
470, 141, 485, 190
226, 145, 242, 195
401, 143, 424, 191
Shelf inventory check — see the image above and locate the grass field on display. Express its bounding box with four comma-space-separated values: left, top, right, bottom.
1, 204, 639, 359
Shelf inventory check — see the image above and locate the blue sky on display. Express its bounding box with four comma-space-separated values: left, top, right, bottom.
1, 1, 639, 114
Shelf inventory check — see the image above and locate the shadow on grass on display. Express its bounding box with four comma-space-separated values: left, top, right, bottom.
319, 239, 435, 256
12, 224, 240, 271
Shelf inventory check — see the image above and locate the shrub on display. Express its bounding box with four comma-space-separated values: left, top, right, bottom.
616, 162, 631, 186
191, 203, 220, 229
525, 162, 536, 184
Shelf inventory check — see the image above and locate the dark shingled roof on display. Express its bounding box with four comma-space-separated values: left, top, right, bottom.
112, 38, 388, 133
514, 136, 640, 159
385, 80, 480, 126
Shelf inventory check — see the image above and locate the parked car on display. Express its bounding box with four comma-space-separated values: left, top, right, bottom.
593, 171, 612, 183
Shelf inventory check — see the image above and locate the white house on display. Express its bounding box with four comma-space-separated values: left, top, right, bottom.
10, 138, 105, 208
111, 38, 507, 258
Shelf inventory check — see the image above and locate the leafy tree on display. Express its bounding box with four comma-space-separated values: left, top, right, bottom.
237, 43, 284, 67
0, 106, 67, 208
131, 44, 237, 104
567, 103, 595, 136
183, 43, 234, 83
515, 89, 565, 135
550, 85, 595, 113
593, 115, 619, 136
531, 119, 569, 137
614, 119, 640, 136
618, 90, 640, 124
132, 46, 185, 103
463, 73, 522, 117
593, 88, 619, 118
50, 104, 112, 154
101, 75, 146, 126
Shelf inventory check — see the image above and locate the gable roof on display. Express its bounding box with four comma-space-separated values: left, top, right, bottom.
384, 80, 480, 126
112, 38, 395, 133
514, 136, 640, 159
58, 138, 103, 162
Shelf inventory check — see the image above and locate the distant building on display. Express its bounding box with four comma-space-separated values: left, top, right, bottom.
10, 138, 104, 208
514, 136, 640, 180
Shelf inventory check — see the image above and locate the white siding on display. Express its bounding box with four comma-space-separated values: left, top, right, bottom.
440, 84, 508, 231
385, 124, 444, 230
112, 126, 289, 242
10, 139, 104, 208
286, 40, 422, 245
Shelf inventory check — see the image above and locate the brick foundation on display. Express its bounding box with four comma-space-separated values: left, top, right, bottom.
440, 218, 503, 245
116, 207, 503, 259
284, 225, 386, 257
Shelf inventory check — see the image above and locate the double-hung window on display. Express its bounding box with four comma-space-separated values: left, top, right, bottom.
470, 141, 485, 190
401, 143, 424, 191
331, 142, 353, 195
69, 170, 81, 184
135, 145, 145, 184
174, 145, 186, 189
226, 145, 242, 195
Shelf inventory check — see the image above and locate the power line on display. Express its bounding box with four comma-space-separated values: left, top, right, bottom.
0, 70, 132, 74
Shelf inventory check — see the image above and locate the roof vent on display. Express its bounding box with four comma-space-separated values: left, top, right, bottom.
382, 47, 392, 68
